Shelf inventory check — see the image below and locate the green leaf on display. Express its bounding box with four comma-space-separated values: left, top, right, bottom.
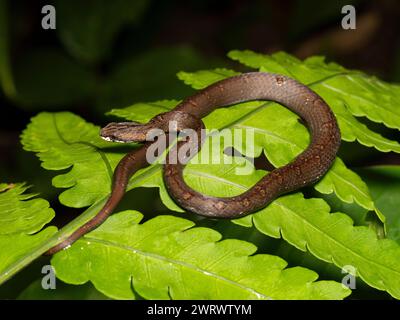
315, 158, 382, 220
18, 112, 350, 299
356, 166, 400, 243
0, 183, 57, 283
158, 158, 400, 299
21, 112, 123, 207
20, 111, 179, 211
21, 111, 184, 214
173, 157, 400, 299
55, 0, 150, 63
0, 183, 52, 234
21, 110, 400, 299
243, 192, 400, 299
51, 210, 349, 300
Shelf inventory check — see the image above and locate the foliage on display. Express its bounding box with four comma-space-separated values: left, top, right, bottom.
1, 50, 400, 299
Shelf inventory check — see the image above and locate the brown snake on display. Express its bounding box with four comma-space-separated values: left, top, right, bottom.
46, 72, 341, 255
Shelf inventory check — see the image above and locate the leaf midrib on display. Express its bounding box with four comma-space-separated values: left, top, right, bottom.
81, 236, 270, 300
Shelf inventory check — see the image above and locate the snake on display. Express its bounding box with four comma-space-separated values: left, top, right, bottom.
46, 72, 341, 255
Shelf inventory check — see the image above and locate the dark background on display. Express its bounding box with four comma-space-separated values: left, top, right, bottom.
0, 0, 399, 299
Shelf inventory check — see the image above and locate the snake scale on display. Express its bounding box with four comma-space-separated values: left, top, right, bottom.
46, 72, 341, 255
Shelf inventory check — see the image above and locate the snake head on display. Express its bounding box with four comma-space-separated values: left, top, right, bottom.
100, 121, 148, 143
101, 111, 204, 143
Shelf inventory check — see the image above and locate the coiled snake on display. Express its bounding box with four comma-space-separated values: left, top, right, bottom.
46, 72, 341, 255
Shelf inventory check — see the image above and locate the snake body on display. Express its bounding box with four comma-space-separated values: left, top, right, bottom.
46, 72, 340, 255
